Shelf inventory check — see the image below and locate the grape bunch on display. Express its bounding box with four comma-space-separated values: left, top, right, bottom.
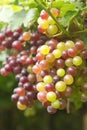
0, 26, 87, 114
37, 8, 60, 35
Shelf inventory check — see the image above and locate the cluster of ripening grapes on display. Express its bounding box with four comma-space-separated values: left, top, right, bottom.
0, 26, 87, 114
37, 8, 60, 35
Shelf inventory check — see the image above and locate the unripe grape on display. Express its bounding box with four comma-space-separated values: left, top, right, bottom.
57, 42, 66, 51
17, 101, 27, 110
55, 81, 66, 92
65, 40, 75, 49
47, 16, 55, 25
53, 49, 62, 58
46, 91, 56, 102
47, 24, 58, 35
43, 75, 53, 84
63, 74, 74, 85
73, 56, 82, 66
65, 58, 73, 67
40, 45, 50, 55
56, 68, 65, 77
51, 100, 60, 109
36, 82, 45, 92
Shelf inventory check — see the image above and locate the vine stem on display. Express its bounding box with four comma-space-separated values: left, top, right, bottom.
34, 0, 67, 35
72, 29, 87, 36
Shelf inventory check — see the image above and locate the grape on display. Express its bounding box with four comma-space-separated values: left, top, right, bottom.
12, 40, 23, 50
14, 87, 25, 96
63, 74, 74, 85
36, 82, 45, 92
45, 83, 55, 92
47, 24, 58, 35
47, 106, 57, 114
65, 40, 75, 49
11, 93, 19, 102
68, 47, 78, 57
65, 58, 73, 67
73, 56, 82, 66
56, 68, 65, 77
52, 49, 62, 58
40, 10, 49, 20
18, 96, 28, 105
22, 32, 31, 41
67, 66, 77, 76
39, 60, 49, 70
62, 50, 69, 59
37, 91, 47, 102
32, 64, 41, 74
46, 91, 56, 102
51, 100, 60, 109
80, 49, 87, 59
40, 45, 50, 55
64, 87, 73, 97
55, 81, 66, 92
36, 53, 44, 61
55, 59, 65, 68
46, 53, 55, 63
50, 8, 60, 17
28, 74, 36, 83
43, 75, 53, 84
57, 42, 66, 51
47, 16, 55, 25
39, 19, 49, 29
17, 101, 27, 110
75, 40, 84, 51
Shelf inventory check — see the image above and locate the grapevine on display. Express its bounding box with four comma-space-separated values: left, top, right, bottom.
0, 0, 87, 114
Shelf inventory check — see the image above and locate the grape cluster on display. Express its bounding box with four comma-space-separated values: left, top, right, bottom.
0, 26, 87, 114
37, 8, 60, 35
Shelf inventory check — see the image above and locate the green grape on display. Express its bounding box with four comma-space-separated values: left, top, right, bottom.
57, 42, 66, 51
64, 74, 74, 85
47, 16, 55, 25
43, 75, 53, 84
40, 45, 50, 55
36, 82, 46, 92
47, 24, 58, 35
46, 91, 56, 102
17, 101, 27, 110
52, 49, 62, 58
65, 40, 75, 49
73, 56, 83, 66
38, 18, 49, 29
65, 58, 73, 67
56, 68, 65, 77
55, 81, 66, 92
51, 100, 60, 109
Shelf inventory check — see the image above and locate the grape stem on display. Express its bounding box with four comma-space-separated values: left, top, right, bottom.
34, 0, 67, 35
66, 99, 70, 114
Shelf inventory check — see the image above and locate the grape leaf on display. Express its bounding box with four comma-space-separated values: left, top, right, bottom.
9, 9, 26, 30
60, 4, 76, 16
59, 11, 76, 27
0, 6, 13, 23
24, 8, 39, 27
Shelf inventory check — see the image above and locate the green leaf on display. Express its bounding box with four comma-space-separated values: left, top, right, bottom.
59, 11, 76, 27
24, 8, 39, 27
52, 0, 69, 9
60, 3, 76, 16
9, 9, 26, 30
0, 6, 13, 23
